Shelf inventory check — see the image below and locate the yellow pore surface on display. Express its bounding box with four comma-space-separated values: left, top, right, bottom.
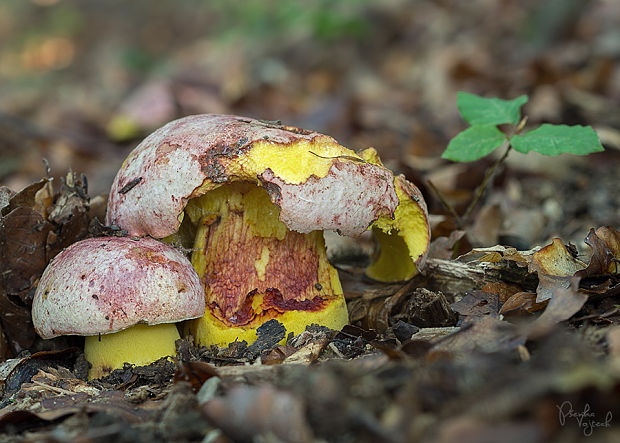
184, 182, 348, 347
84, 323, 179, 379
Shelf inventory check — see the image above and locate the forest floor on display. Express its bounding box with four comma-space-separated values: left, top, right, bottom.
1, 1, 619, 442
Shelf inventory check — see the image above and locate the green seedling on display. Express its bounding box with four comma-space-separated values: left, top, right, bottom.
442, 92, 603, 162
436, 92, 604, 225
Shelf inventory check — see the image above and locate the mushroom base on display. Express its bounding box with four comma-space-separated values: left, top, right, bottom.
188, 291, 348, 347
184, 182, 349, 347
84, 323, 180, 379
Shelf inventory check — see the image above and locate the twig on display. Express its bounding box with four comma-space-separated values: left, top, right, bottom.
462, 142, 512, 223
31, 380, 76, 396
427, 179, 464, 229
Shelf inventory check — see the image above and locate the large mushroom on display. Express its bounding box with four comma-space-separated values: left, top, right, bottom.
32, 236, 205, 379
106, 115, 430, 347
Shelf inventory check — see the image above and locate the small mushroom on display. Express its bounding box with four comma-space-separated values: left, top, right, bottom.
106, 115, 430, 347
32, 236, 205, 379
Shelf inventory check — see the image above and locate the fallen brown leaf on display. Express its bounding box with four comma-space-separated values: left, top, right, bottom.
451, 290, 499, 319
577, 226, 620, 277
499, 292, 547, 315
174, 361, 219, 392
527, 278, 587, 337
433, 316, 525, 354
529, 238, 586, 302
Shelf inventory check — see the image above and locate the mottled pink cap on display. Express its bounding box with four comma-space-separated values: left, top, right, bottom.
105, 114, 400, 238
32, 237, 206, 338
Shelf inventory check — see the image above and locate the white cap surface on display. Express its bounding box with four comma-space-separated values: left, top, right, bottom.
32, 236, 206, 338
105, 114, 399, 238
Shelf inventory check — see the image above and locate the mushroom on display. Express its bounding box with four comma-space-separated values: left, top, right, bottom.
106, 115, 430, 347
32, 236, 205, 379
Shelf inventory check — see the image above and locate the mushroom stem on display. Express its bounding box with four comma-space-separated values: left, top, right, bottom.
85, 323, 180, 379
183, 182, 348, 347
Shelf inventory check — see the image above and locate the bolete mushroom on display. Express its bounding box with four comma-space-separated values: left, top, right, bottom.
32, 236, 205, 379
106, 115, 430, 347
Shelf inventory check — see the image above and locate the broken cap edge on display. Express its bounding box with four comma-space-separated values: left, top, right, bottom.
105, 114, 401, 239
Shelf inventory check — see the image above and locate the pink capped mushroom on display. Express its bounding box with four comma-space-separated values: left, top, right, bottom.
106, 115, 430, 347
32, 236, 205, 379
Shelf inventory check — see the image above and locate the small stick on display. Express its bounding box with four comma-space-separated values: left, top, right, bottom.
32, 380, 76, 396
118, 177, 142, 194
427, 179, 463, 229
462, 142, 512, 223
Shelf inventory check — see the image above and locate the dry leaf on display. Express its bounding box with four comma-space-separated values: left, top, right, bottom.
527, 278, 587, 337
577, 226, 620, 277
499, 292, 547, 315
451, 290, 499, 319
529, 238, 586, 302
433, 316, 525, 354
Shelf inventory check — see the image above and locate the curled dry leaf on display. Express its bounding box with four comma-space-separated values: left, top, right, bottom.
347, 281, 414, 333
0, 179, 51, 217
577, 226, 620, 277
0, 172, 92, 357
529, 238, 586, 302
499, 292, 547, 315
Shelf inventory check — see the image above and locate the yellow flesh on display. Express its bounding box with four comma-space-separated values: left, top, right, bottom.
84, 323, 179, 379
357, 148, 427, 281
367, 177, 428, 281
189, 139, 361, 198
185, 182, 348, 347
234, 138, 361, 184
365, 228, 417, 282
181, 142, 427, 285
192, 292, 348, 348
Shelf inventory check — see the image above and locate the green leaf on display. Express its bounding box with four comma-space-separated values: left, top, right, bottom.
511, 124, 604, 156
457, 92, 528, 126
442, 125, 506, 162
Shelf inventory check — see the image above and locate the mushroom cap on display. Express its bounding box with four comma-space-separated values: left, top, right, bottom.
106, 114, 401, 238
32, 236, 206, 338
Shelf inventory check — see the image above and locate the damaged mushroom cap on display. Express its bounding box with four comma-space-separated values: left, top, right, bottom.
106, 114, 400, 237
105, 114, 430, 276
32, 236, 205, 338
104, 115, 430, 347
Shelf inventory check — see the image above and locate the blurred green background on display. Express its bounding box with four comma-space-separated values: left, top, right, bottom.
1, 0, 618, 205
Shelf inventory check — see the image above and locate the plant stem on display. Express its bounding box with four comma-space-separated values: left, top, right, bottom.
427, 179, 464, 229
461, 116, 528, 223
462, 142, 511, 223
